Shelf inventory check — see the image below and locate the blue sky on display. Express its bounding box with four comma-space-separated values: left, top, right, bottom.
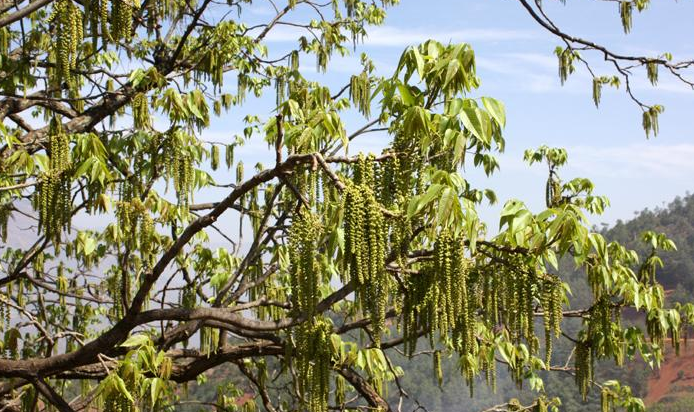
193, 0, 694, 232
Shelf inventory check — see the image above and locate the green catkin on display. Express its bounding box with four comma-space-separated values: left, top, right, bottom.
288, 211, 321, 317
434, 350, 443, 387
542, 279, 553, 366
211, 145, 220, 171
539, 275, 564, 365
349, 72, 371, 117
526, 271, 537, 354
308, 167, 317, 206
38, 118, 72, 246
276, 75, 286, 107
552, 179, 562, 206
236, 160, 244, 185
489, 351, 497, 392
200, 326, 219, 357
402, 231, 472, 358
225, 144, 235, 169
100, 0, 110, 43
47, 0, 84, 87
164, 131, 194, 207
575, 340, 593, 400
237, 75, 247, 103
111, 0, 133, 42
619, 1, 632, 33
342, 157, 388, 345
221, 93, 233, 110
131, 93, 150, 129
592, 78, 602, 107
0, 203, 10, 242
335, 375, 345, 406
647, 61, 659, 85
289, 50, 300, 71
213, 100, 222, 116
601, 387, 610, 412
295, 318, 332, 412
0, 27, 9, 55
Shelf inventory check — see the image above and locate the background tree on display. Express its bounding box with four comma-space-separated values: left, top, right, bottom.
0, 1, 692, 412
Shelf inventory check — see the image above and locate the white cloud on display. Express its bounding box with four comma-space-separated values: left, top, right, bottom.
299, 54, 396, 75
501, 52, 557, 70
246, 6, 275, 16
630, 76, 694, 94
478, 52, 595, 94
261, 25, 538, 47
565, 143, 694, 179
362, 26, 538, 47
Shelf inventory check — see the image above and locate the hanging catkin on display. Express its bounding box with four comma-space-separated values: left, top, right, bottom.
47, 0, 83, 87
343, 154, 389, 345
37, 118, 72, 246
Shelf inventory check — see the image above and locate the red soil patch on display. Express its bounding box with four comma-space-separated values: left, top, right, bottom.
645, 343, 694, 405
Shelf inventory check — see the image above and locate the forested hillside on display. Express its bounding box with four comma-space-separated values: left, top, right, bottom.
608, 195, 694, 302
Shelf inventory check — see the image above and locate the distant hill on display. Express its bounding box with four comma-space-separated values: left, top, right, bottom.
605, 194, 694, 297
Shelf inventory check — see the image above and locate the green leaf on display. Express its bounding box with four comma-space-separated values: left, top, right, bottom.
121, 334, 151, 348
444, 59, 460, 88
114, 375, 135, 403
82, 235, 96, 255
408, 184, 443, 217
187, 93, 204, 120
481, 97, 506, 128
397, 84, 415, 106
150, 377, 165, 405
412, 46, 425, 79
437, 187, 455, 227
453, 130, 468, 163
545, 249, 558, 270
460, 107, 491, 145
498, 342, 515, 368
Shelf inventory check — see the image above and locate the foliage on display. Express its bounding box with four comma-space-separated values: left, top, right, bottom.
649, 395, 694, 412
0, 1, 692, 412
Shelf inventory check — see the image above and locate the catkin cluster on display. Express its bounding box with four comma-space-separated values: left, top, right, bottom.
575, 340, 594, 400
210, 145, 220, 171
434, 230, 471, 350
37, 119, 72, 246
601, 387, 613, 412
294, 318, 332, 412
131, 93, 151, 129
288, 211, 322, 317
116, 197, 155, 259
110, 0, 133, 41
163, 132, 195, 207
349, 72, 371, 117
288, 212, 332, 412
0, 203, 10, 242
401, 230, 473, 389
0, 292, 10, 334
585, 297, 629, 368
343, 155, 389, 345
47, 0, 83, 86
200, 326, 219, 357
496, 258, 536, 348
541, 275, 563, 365
107, 268, 127, 319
